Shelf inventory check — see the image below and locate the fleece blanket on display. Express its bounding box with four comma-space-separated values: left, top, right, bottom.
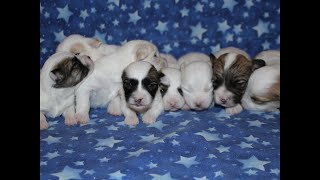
40, 0, 280, 179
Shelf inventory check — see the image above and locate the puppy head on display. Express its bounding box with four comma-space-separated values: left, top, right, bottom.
56, 34, 103, 61
159, 68, 185, 111
241, 65, 280, 111
128, 40, 167, 71
49, 54, 94, 88
121, 61, 160, 113
180, 61, 213, 110
160, 53, 179, 69
210, 53, 265, 108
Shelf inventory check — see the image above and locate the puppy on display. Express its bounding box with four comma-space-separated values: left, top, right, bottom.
178, 53, 214, 110
56, 34, 119, 61
213, 46, 250, 60
241, 50, 280, 111
40, 52, 94, 130
159, 67, 186, 111
210, 52, 266, 115
120, 61, 164, 126
160, 53, 179, 69
74, 40, 163, 124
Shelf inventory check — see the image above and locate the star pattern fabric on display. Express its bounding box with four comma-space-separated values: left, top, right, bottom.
40, 0, 280, 179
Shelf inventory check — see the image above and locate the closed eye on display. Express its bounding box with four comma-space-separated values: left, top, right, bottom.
251, 96, 269, 105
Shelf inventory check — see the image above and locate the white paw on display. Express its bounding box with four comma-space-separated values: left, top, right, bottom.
226, 104, 243, 115
142, 113, 157, 124
181, 104, 191, 110
64, 115, 78, 126
124, 115, 139, 126
40, 113, 48, 130
75, 113, 90, 124
107, 103, 122, 116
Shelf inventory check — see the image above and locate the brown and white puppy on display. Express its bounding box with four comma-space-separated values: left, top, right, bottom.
56, 34, 120, 61
40, 52, 94, 130
210, 53, 266, 115
178, 53, 214, 110
159, 68, 185, 111
241, 50, 280, 111
120, 61, 164, 126
74, 40, 163, 124
213, 47, 250, 60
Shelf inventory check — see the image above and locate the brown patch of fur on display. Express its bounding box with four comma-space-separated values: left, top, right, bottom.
70, 43, 86, 54
264, 75, 280, 101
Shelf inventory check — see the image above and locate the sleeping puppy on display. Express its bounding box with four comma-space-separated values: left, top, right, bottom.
160, 53, 179, 69
56, 34, 119, 61
213, 46, 250, 60
241, 50, 280, 111
74, 40, 162, 124
209, 53, 266, 115
178, 52, 214, 110
40, 52, 94, 130
159, 67, 185, 111
120, 61, 164, 126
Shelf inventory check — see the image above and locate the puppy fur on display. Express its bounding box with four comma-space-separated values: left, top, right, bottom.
210, 52, 266, 115
160, 53, 179, 69
40, 52, 94, 130
120, 61, 164, 126
178, 52, 214, 110
159, 67, 185, 111
74, 40, 163, 124
241, 50, 280, 111
56, 34, 119, 61
213, 47, 251, 60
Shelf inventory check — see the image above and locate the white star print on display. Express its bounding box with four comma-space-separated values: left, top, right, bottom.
238, 142, 253, 149
95, 136, 122, 148
156, 21, 168, 34
108, 170, 126, 180
214, 170, 224, 177
147, 120, 168, 131
143, 0, 151, 9
218, 20, 231, 33
195, 131, 221, 141
126, 148, 150, 158
54, 30, 66, 42
163, 44, 172, 53
194, 3, 204, 12
175, 156, 200, 168
128, 11, 141, 25
139, 134, 159, 142
245, 0, 254, 9
42, 136, 61, 145
80, 9, 89, 20
253, 20, 270, 37
147, 162, 158, 169
244, 135, 259, 143
180, 7, 189, 17
150, 172, 176, 180
248, 120, 266, 127
190, 23, 207, 40
51, 166, 83, 180
222, 0, 238, 12
216, 145, 230, 153
245, 169, 258, 175
108, 0, 120, 6
57, 5, 73, 23
44, 151, 60, 160
238, 155, 270, 171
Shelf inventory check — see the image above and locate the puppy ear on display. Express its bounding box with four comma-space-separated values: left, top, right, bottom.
135, 45, 150, 61
49, 69, 65, 83
252, 59, 266, 71
159, 73, 170, 85
88, 38, 102, 48
209, 53, 216, 63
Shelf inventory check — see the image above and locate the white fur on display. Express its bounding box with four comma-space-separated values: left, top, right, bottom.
160, 68, 185, 111
241, 50, 280, 111
56, 34, 119, 62
120, 61, 164, 126
178, 53, 214, 110
213, 46, 250, 59
160, 53, 179, 69
74, 40, 162, 124
40, 52, 94, 130
223, 53, 237, 71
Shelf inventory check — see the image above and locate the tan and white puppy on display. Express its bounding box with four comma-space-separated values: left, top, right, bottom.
241, 50, 280, 111
56, 34, 120, 61
210, 52, 266, 115
178, 53, 214, 110
74, 40, 162, 124
213, 46, 250, 60
160, 53, 179, 69
40, 52, 94, 130
159, 67, 186, 111
120, 61, 164, 126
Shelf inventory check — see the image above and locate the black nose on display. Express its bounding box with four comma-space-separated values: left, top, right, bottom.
135, 98, 142, 104
87, 56, 91, 59
221, 99, 227, 104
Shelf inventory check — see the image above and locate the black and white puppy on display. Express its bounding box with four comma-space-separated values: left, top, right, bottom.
120, 61, 164, 126
40, 52, 94, 130
210, 53, 266, 115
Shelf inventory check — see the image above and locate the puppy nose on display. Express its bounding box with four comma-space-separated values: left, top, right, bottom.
135, 98, 142, 104
169, 101, 177, 107
86, 56, 91, 59
220, 98, 227, 104
195, 101, 202, 107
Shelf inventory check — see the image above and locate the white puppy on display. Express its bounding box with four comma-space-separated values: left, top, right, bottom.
160, 53, 179, 69
74, 40, 163, 124
40, 52, 94, 130
209, 51, 266, 115
120, 61, 164, 126
241, 50, 280, 111
178, 52, 214, 110
159, 67, 186, 111
56, 34, 120, 61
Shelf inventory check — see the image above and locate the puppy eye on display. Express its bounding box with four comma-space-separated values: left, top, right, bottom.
251, 96, 268, 105
75, 53, 80, 56
177, 88, 183, 96
148, 82, 158, 89
123, 80, 132, 88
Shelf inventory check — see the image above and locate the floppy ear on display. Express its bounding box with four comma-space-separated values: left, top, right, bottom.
159, 73, 170, 85
88, 38, 102, 48
252, 59, 266, 71
49, 69, 64, 82
209, 53, 216, 64
135, 44, 150, 61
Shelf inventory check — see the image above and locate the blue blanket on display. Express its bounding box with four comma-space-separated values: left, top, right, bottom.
40, 0, 280, 179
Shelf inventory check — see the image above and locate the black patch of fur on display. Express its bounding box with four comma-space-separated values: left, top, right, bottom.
51, 57, 89, 88
177, 87, 183, 96
121, 72, 139, 101
142, 66, 160, 99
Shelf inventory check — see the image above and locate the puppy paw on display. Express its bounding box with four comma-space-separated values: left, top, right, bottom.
40, 113, 48, 130
181, 104, 191, 110
75, 113, 90, 124
142, 113, 157, 124
124, 115, 139, 126
226, 104, 243, 115
107, 103, 122, 116
64, 116, 78, 126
